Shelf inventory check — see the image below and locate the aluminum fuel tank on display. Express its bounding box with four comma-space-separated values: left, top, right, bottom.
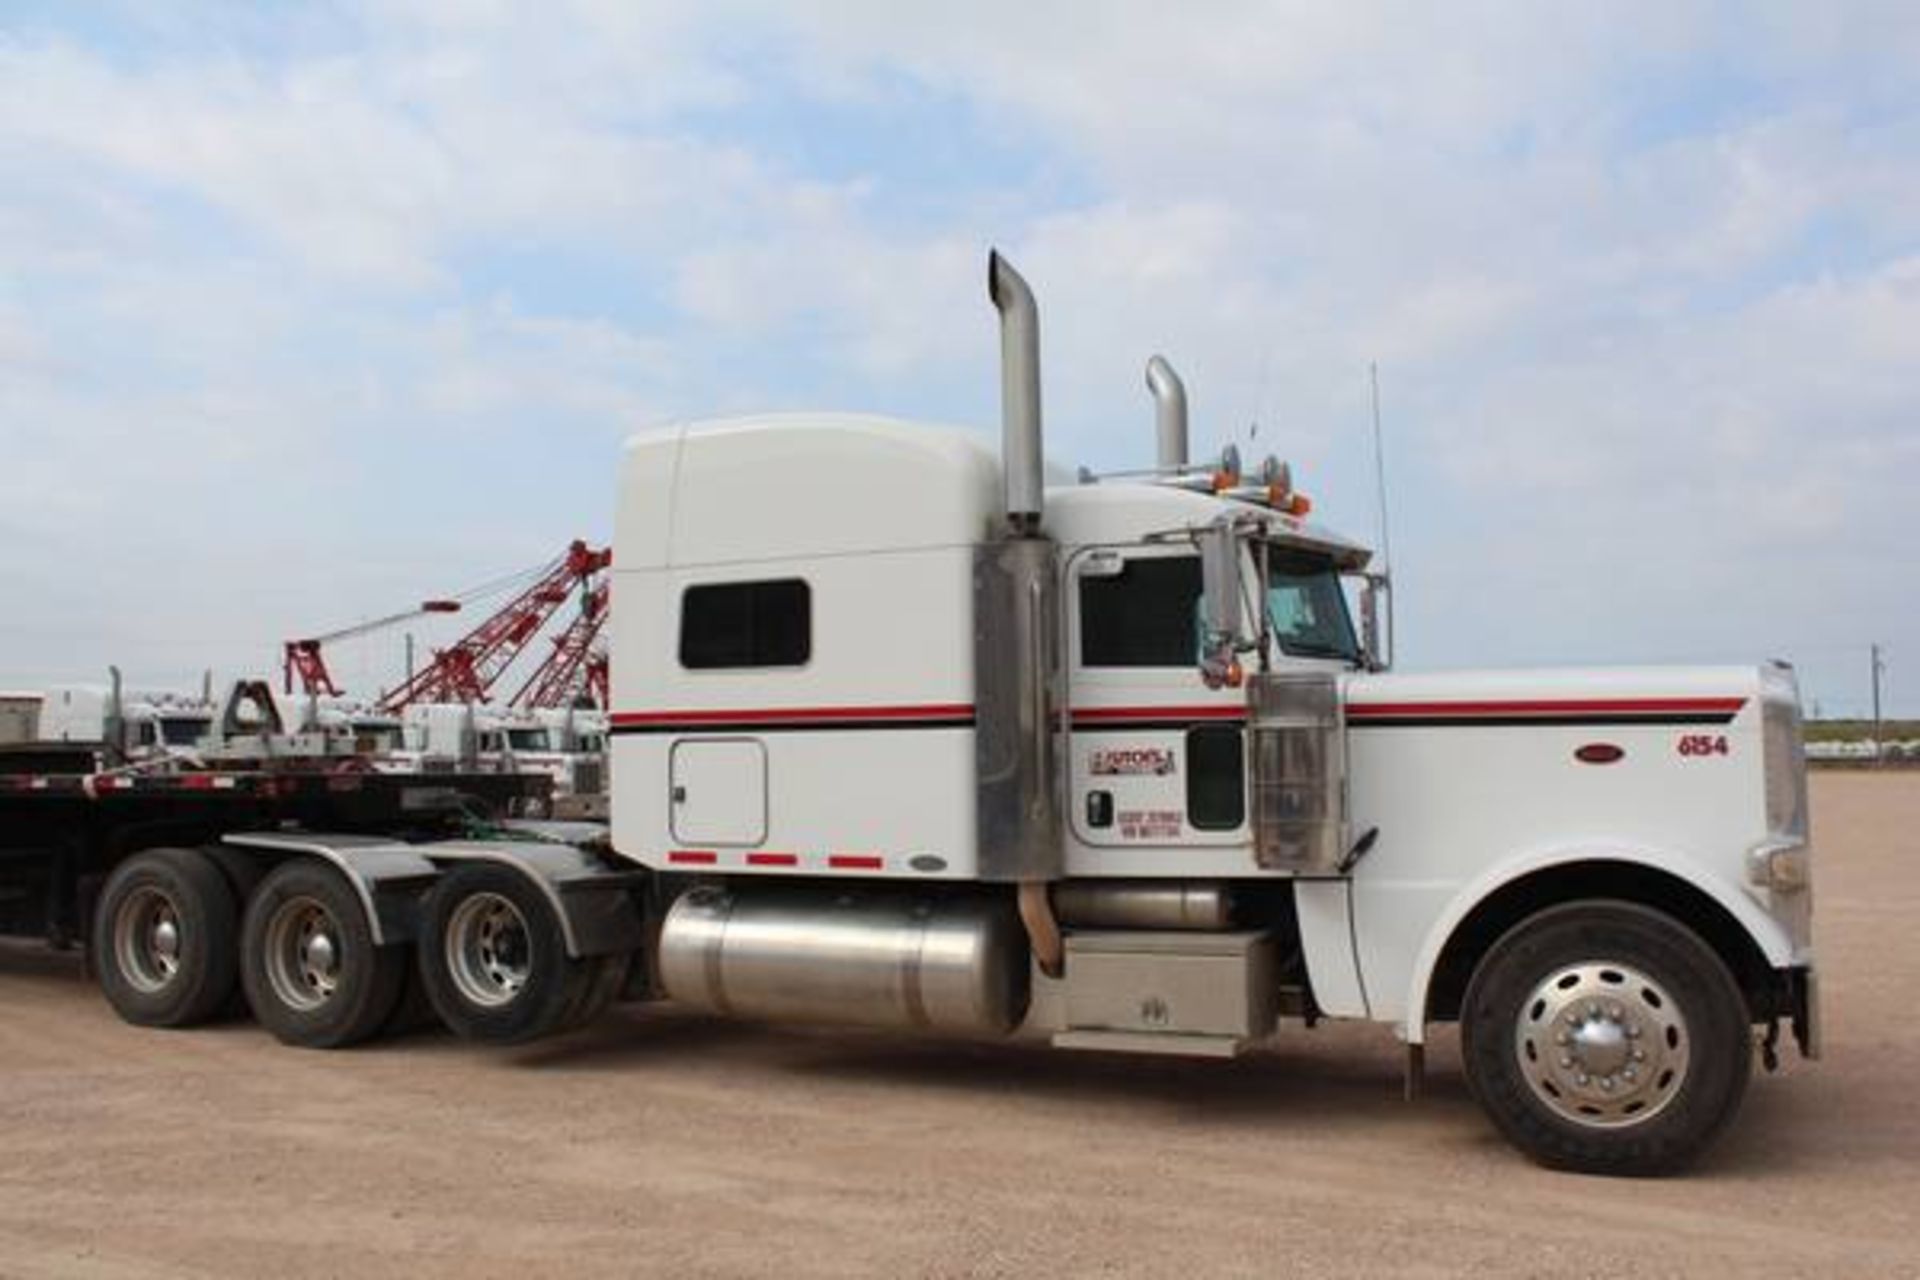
659, 887, 1030, 1036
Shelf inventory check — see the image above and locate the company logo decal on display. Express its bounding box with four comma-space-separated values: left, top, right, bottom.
1091, 746, 1178, 776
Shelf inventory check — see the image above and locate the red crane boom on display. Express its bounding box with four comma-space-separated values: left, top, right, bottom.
283, 600, 461, 697
585, 645, 610, 709
376, 541, 610, 712
510, 579, 610, 710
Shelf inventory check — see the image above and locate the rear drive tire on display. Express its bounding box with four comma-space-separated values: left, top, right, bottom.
561, 951, 630, 1032
381, 952, 444, 1039
1460, 900, 1752, 1176
418, 862, 594, 1044
241, 860, 405, 1049
93, 847, 239, 1028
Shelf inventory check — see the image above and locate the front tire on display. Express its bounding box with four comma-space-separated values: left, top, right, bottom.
241, 860, 405, 1048
93, 847, 239, 1027
1460, 900, 1752, 1176
417, 862, 594, 1044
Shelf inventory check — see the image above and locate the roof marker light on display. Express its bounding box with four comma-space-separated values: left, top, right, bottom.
1212, 444, 1243, 493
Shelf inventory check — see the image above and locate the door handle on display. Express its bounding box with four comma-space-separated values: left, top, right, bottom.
671, 785, 687, 803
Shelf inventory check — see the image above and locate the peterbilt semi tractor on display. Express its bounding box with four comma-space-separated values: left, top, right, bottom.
36, 252, 1814, 1175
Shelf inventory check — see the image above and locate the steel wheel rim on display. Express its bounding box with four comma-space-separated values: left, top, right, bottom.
1514, 960, 1692, 1130
113, 886, 183, 994
445, 892, 531, 1009
263, 895, 343, 1012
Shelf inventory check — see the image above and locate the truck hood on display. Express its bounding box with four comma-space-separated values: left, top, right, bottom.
1345, 665, 1787, 726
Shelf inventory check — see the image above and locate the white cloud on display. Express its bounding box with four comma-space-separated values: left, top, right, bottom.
0, 4, 1915, 713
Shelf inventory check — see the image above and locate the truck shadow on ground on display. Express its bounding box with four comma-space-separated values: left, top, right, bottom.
0, 946, 1835, 1181
515, 1003, 1481, 1126
509, 1005, 1837, 1180
0, 941, 87, 981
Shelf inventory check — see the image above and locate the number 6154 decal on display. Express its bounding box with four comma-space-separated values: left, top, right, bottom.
1677, 734, 1730, 757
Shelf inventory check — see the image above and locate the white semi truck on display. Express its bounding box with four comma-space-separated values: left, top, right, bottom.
29, 253, 1813, 1175
382, 704, 605, 803
35, 682, 216, 761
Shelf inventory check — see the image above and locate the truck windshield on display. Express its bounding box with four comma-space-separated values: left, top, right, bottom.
159, 717, 209, 746
506, 728, 550, 751
1265, 549, 1360, 663
352, 722, 401, 750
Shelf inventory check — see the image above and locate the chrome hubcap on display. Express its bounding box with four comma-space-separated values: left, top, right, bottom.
445, 892, 531, 1009
1515, 961, 1690, 1129
263, 896, 344, 1012
112, 886, 183, 993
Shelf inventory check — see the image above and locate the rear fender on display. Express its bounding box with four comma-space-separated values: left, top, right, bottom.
222, 832, 437, 945
221, 833, 646, 958
419, 840, 645, 958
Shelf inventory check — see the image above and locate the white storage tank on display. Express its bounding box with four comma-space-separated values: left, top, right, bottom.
0, 692, 42, 745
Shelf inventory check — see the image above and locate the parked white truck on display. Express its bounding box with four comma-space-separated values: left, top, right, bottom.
36, 681, 215, 762
382, 704, 605, 802
63, 252, 1814, 1175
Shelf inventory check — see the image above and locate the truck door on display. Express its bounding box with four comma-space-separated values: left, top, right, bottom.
670, 738, 768, 846
1066, 545, 1247, 850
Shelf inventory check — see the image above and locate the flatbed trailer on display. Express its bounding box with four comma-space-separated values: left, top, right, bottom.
0, 752, 552, 951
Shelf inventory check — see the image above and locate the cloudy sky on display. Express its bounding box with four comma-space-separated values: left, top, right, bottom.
1, 2, 1914, 714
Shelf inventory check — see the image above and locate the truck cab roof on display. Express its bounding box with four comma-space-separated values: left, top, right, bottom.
620, 414, 1373, 571
1044, 482, 1372, 569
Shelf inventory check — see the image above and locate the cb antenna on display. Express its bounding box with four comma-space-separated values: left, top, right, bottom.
1369, 361, 1396, 664
1370, 361, 1393, 573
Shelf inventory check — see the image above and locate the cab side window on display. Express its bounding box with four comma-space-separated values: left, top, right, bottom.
1078, 556, 1201, 667
1185, 725, 1245, 829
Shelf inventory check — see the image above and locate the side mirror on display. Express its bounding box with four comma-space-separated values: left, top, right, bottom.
1197, 517, 1243, 688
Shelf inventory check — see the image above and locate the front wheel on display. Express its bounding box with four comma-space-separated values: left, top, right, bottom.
1460, 900, 1753, 1176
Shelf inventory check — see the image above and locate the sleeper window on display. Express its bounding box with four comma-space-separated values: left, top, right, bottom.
680, 579, 811, 669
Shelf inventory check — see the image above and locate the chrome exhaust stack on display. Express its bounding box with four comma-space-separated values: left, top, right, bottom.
988, 250, 1044, 536
1145, 354, 1189, 470
976, 250, 1064, 891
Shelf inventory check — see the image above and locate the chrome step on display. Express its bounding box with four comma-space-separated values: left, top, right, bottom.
1051, 1029, 1247, 1058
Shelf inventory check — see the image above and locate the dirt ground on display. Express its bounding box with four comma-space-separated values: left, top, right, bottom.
1, 772, 1914, 1279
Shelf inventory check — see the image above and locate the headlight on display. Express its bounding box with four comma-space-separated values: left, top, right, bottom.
1762, 688, 1809, 840
1755, 672, 1811, 896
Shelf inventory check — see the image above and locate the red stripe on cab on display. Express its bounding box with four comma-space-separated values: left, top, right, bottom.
612, 703, 972, 727
668, 850, 718, 865
1347, 697, 1747, 718
1069, 705, 1246, 722
828, 855, 885, 871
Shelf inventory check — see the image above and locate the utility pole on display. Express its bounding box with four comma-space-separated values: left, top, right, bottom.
405, 632, 416, 686
1871, 643, 1886, 766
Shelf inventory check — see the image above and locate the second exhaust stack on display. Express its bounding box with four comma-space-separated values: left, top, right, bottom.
1145, 354, 1188, 470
